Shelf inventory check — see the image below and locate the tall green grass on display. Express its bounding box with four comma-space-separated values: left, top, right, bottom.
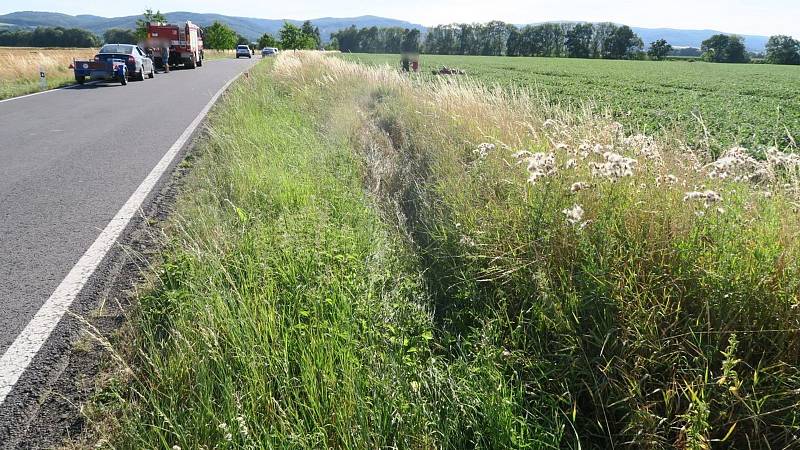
96, 61, 548, 448
93, 53, 800, 449
269, 53, 800, 447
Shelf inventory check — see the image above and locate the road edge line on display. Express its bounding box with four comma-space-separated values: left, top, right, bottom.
0, 67, 247, 405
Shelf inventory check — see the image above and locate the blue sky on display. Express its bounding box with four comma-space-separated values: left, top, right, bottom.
1, 0, 797, 37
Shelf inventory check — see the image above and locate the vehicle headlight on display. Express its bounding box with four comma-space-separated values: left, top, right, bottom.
82, 63, 89, 69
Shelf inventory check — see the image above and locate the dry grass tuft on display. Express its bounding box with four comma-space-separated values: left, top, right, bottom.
0, 47, 96, 99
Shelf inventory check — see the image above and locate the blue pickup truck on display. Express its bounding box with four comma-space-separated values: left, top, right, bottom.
72, 44, 155, 86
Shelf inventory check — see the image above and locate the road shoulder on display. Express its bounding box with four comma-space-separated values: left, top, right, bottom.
0, 143, 196, 450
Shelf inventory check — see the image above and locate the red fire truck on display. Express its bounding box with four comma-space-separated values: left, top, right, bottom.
146, 21, 204, 69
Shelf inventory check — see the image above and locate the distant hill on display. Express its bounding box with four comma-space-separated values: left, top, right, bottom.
0, 11, 426, 42
0, 11, 771, 51
630, 27, 769, 52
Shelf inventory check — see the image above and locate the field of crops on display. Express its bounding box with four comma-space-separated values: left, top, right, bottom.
0, 47, 96, 99
341, 53, 800, 153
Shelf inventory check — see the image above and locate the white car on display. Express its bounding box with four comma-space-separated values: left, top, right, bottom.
261, 47, 278, 57
236, 45, 252, 58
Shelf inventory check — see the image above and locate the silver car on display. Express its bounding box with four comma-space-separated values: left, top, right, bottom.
96, 44, 155, 81
236, 45, 252, 58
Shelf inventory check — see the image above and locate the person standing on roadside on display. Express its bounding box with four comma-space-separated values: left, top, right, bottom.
161, 41, 170, 73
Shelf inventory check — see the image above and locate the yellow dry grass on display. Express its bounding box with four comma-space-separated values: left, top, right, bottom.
0, 47, 97, 99
203, 49, 236, 60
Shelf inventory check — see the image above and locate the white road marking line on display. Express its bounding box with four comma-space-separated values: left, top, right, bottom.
0, 68, 247, 406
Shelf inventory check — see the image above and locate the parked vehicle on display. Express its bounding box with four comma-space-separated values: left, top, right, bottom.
236, 45, 252, 59
261, 47, 278, 57
147, 21, 204, 69
72, 44, 155, 85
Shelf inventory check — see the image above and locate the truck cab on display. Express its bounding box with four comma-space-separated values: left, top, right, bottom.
146, 21, 204, 69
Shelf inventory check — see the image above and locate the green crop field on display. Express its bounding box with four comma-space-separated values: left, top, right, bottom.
340, 53, 800, 153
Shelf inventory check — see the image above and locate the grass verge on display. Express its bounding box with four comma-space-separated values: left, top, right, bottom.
85, 59, 540, 449
204, 49, 238, 61
85, 53, 800, 448
0, 47, 95, 100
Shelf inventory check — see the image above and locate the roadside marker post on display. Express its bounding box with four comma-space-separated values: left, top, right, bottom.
39, 67, 46, 91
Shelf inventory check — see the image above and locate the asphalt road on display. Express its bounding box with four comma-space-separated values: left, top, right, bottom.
0, 57, 257, 397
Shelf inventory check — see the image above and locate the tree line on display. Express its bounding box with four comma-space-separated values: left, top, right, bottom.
765, 35, 800, 65
696, 34, 799, 64
329, 26, 421, 53
0, 27, 100, 47
422, 22, 645, 59
334, 21, 800, 66
204, 20, 322, 50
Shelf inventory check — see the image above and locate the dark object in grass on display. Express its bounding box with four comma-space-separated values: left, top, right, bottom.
432, 66, 465, 75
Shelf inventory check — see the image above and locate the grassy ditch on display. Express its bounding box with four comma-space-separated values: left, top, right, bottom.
91, 53, 800, 448
91, 60, 538, 448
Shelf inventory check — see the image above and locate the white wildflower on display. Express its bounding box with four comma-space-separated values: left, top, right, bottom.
590, 152, 637, 181
555, 142, 570, 151
474, 143, 496, 159
524, 152, 557, 184
562, 204, 585, 225
237, 415, 249, 437
459, 235, 476, 247
528, 172, 545, 184
570, 182, 590, 193
564, 158, 577, 169
578, 141, 592, 158
765, 147, 800, 177
707, 147, 770, 183
218, 423, 228, 430
656, 174, 679, 186
623, 134, 661, 161
172, 446, 181, 450
512, 150, 533, 160
683, 190, 722, 208
225, 432, 233, 441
